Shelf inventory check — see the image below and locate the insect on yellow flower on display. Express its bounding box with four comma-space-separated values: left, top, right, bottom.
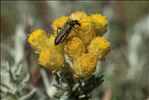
54, 18, 81, 45
52, 11, 94, 45
46, 34, 63, 52
27, 11, 111, 80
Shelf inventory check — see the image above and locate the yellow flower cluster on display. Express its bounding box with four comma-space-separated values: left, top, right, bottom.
28, 29, 64, 70
28, 11, 110, 78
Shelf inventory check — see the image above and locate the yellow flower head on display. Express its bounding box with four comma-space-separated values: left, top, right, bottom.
52, 16, 68, 31
87, 36, 110, 60
28, 29, 49, 53
73, 54, 97, 78
39, 47, 64, 71
90, 13, 108, 36
64, 37, 85, 60
70, 11, 87, 20
77, 16, 96, 45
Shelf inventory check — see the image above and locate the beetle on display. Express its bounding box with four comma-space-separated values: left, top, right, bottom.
54, 7, 94, 46
54, 18, 81, 45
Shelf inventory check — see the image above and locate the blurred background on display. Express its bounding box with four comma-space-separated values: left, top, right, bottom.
1, 1, 149, 100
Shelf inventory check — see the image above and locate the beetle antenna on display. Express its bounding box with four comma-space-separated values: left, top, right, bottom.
78, 6, 91, 21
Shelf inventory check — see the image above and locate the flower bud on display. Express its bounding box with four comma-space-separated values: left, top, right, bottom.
78, 16, 96, 45
51, 16, 68, 31
64, 37, 85, 60
90, 14, 108, 36
73, 54, 98, 78
87, 36, 110, 60
39, 47, 64, 71
70, 11, 87, 20
28, 29, 49, 53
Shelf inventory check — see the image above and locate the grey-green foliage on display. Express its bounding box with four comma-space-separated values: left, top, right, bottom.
52, 70, 104, 100
0, 61, 49, 100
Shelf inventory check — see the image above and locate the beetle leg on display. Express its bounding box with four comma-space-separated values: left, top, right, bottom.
72, 27, 78, 33
56, 27, 62, 35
